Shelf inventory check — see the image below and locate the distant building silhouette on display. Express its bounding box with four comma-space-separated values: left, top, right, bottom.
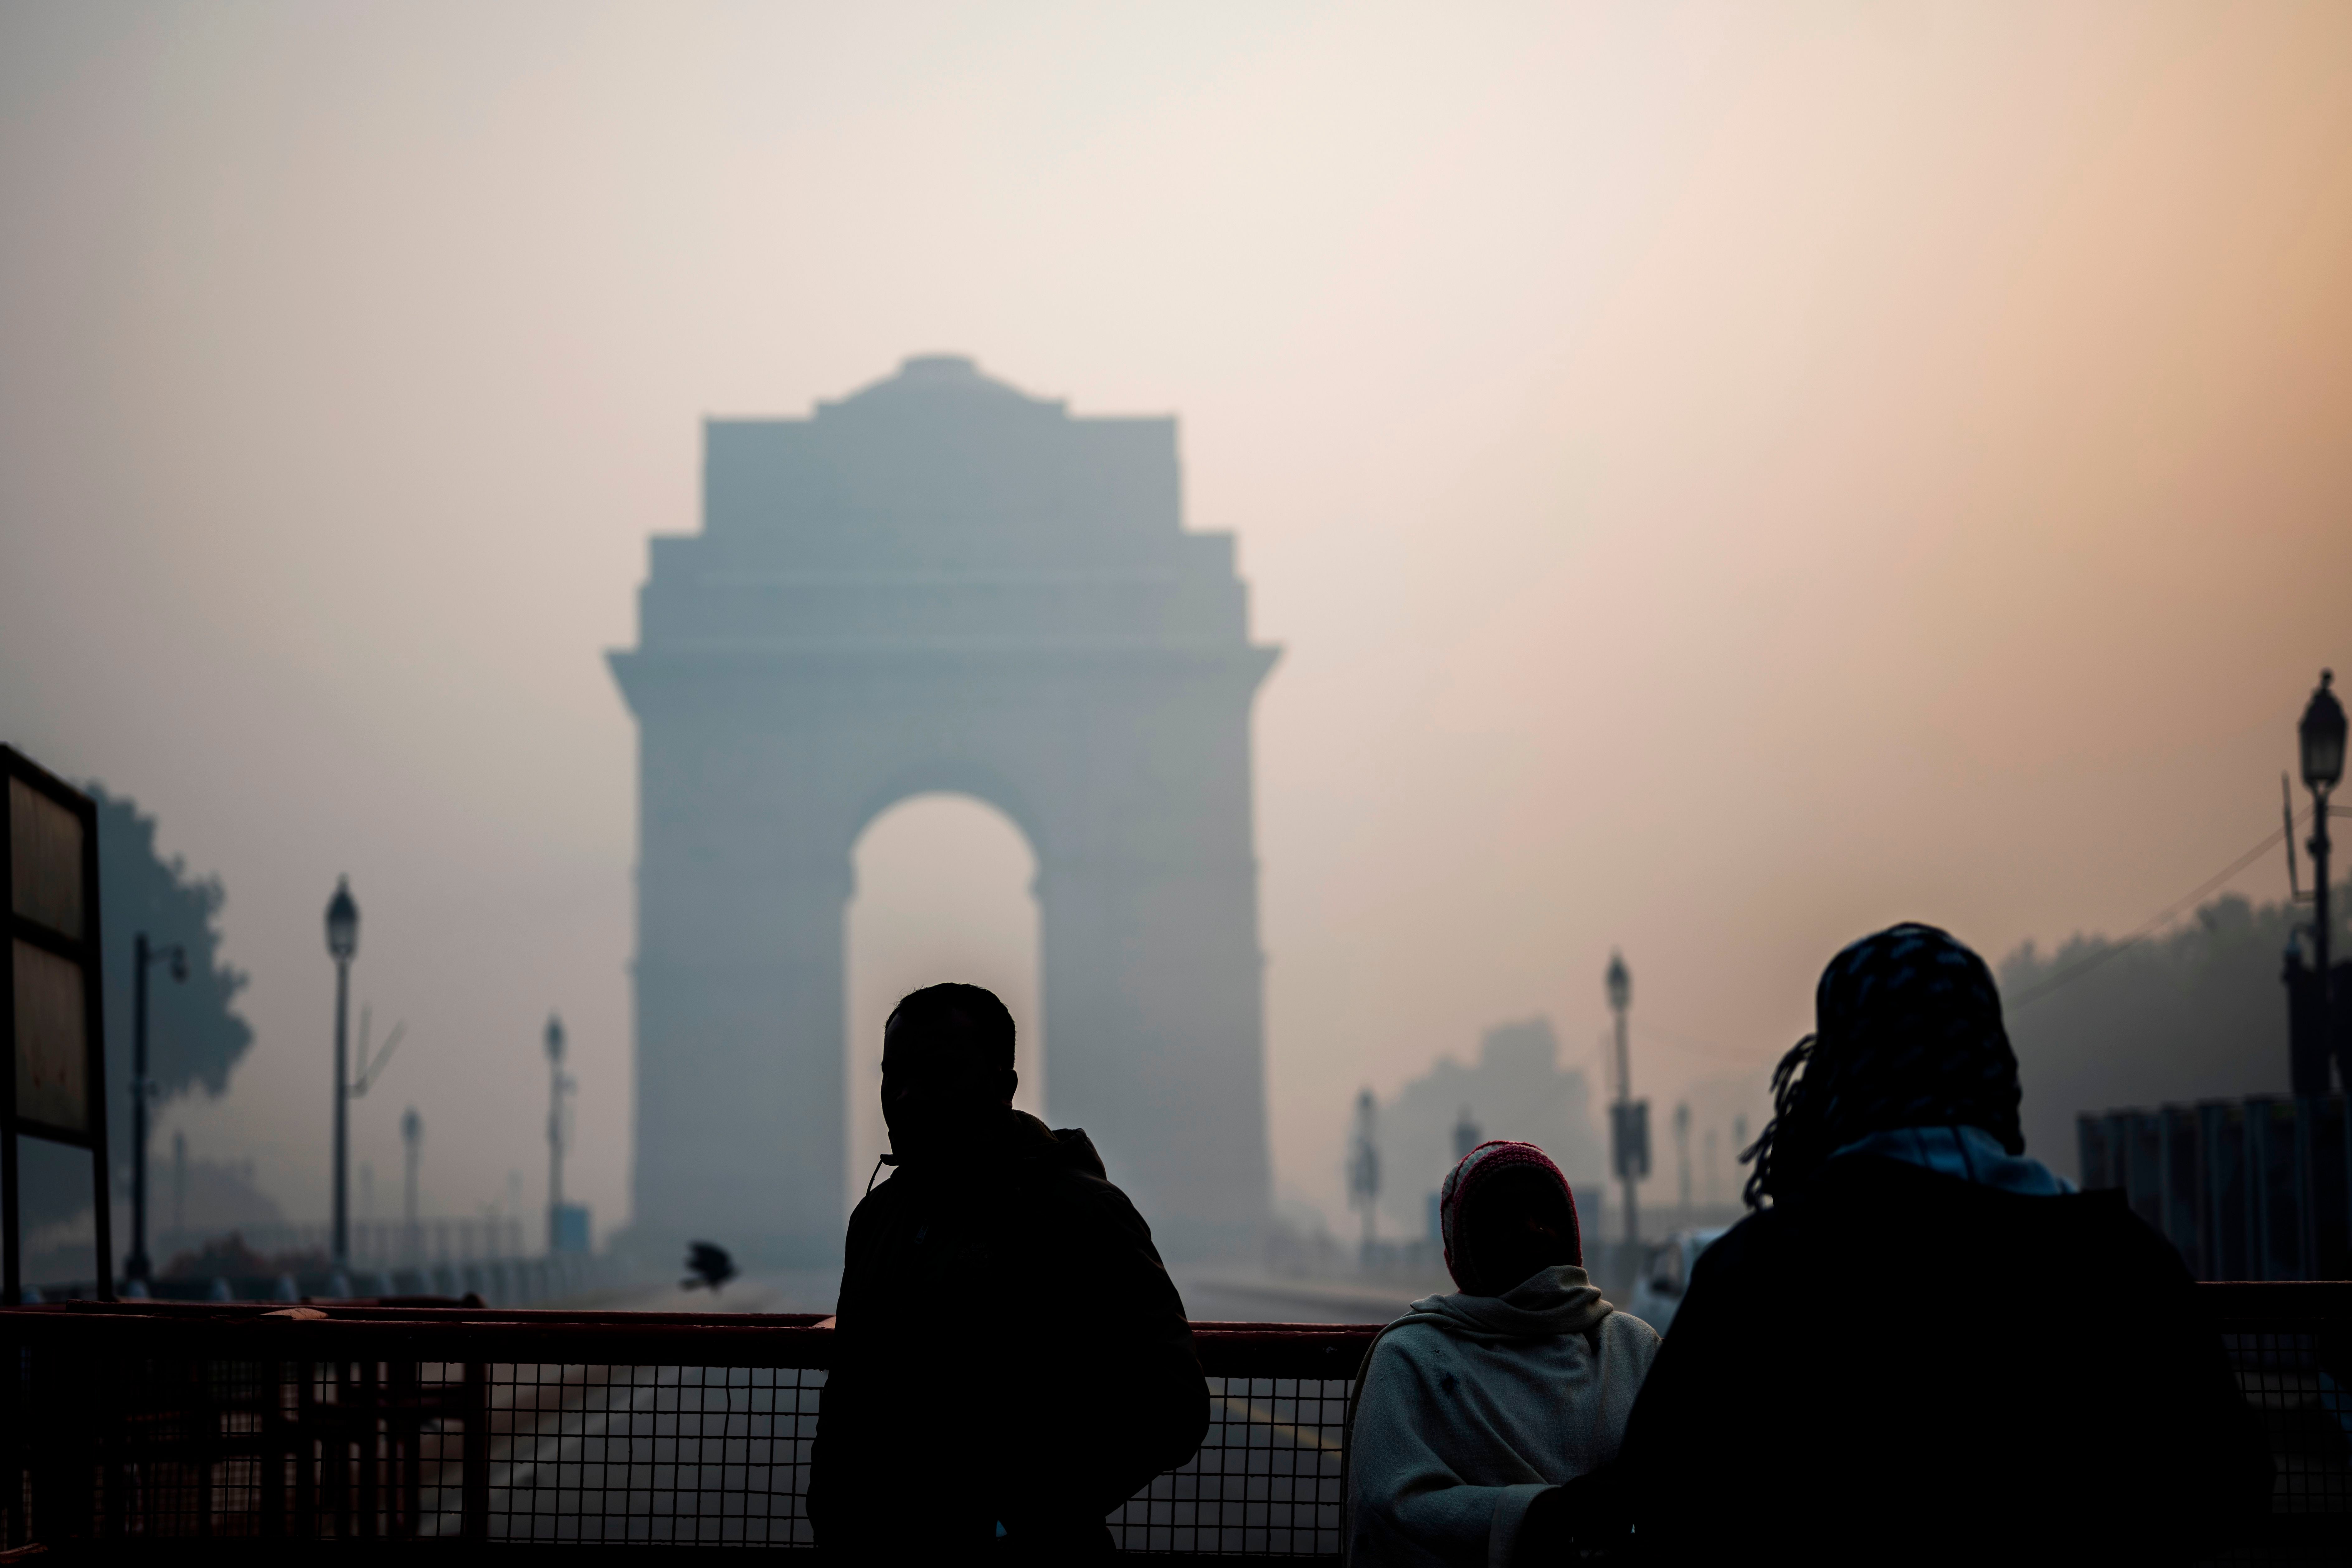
610, 355, 1279, 1262
1380, 1018, 1604, 1236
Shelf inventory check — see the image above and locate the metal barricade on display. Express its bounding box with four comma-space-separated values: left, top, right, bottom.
2, 1292, 2345, 1560
0, 1303, 1370, 1555
2207, 1282, 2352, 1562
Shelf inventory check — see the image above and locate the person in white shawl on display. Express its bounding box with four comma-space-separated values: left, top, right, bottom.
1345, 1140, 1658, 1568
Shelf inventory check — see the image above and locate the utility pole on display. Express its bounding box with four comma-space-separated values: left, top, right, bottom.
126, 932, 185, 1283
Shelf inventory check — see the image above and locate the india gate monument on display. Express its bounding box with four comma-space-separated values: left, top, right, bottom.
609, 355, 1278, 1264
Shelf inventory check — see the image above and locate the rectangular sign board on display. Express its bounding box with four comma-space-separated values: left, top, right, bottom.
1610, 1098, 1652, 1182
14, 940, 89, 1135
1, 748, 113, 1301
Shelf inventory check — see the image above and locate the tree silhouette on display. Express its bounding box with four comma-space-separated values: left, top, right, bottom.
2001, 885, 2349, 1180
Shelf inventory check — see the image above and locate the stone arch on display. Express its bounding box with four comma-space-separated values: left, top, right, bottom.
844, 789, 1046, 1195
845, 760, 1051, 885
610, 356, 1277, 1263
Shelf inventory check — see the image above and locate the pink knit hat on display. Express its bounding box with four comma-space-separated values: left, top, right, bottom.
1439, 1139, 1581, 1292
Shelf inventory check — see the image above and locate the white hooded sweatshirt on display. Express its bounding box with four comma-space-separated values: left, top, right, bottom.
1343, 1265, 1659, 1568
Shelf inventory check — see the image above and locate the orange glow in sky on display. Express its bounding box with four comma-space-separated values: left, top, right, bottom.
2, 3, 2346, 1229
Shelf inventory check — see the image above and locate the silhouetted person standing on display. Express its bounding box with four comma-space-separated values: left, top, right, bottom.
809, 984, 1209, 1564
1602, 923, 2269, 1565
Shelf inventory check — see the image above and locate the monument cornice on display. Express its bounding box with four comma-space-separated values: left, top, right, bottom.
609, 639, 1279, 709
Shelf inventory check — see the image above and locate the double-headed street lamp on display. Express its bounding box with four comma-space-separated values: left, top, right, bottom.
125, 933, 187, 1284
2300, 670, 2346, 1086
325, 878, 359, 1271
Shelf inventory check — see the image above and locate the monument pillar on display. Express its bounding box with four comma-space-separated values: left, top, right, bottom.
629, 718, 851, 1265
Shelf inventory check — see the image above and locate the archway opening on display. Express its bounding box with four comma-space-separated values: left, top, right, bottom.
845, 793, 1044, 1216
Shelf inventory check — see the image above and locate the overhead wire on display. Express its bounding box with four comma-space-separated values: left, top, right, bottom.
2005, 806, 2313, 1011
1594, 803, 2330, 1067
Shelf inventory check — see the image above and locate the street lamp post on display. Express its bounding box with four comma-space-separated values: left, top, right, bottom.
1348, 1089, 1380, 1255
545, 1014, 572, 1254
2301, 670, 2345, 1085
1674, 1101, 1692, 1220
1452, 1105, 1482, 1163
1605, 952, 1644, 1259
401, 1106, 422, 1265
325, 878, 359, 1271
126, 933, 186, 1283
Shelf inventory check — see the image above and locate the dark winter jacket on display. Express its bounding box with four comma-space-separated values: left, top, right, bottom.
1597, 1152, 2271, 1566
809, 1109, 1209, 1563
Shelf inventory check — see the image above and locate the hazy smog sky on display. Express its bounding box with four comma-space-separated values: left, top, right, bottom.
3, 3, 2348, 1237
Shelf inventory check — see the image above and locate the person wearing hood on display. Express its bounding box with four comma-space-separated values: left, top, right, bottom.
808, 983, 1209, 1564
1344, 1139, 1659, 1568
1601, 922, 2271, 1565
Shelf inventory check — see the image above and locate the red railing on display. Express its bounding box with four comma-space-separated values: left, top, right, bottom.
0, 1286, 2342, 1559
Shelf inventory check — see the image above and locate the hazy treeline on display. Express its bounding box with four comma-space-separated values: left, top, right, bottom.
1370, 885, 2348, 1219
2001, 887, 2347, 1182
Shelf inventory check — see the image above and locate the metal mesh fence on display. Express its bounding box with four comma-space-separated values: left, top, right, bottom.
474, 1364, 1342, 1550
0, 1318, 1360, 1553
1108, 1375, 1347, 1556
2, 1295, 2346, 1559
463, 1362, 820, 1544
2225, 1332, 2352, 1520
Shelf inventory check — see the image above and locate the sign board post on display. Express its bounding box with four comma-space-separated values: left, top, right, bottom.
1, 747, 114, 1303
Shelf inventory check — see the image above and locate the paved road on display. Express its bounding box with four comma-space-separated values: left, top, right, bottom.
587, 1268, 844, 1316
425, 1359, 825, 1543
1173, 1272, 1422, 1325
439, 1356, 1345, 1550
589, 1267, 1415, 1327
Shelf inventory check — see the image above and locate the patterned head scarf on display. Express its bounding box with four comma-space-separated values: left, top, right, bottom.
1743, 922, 2022, 1207
1439, 1140, 1581, 1293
